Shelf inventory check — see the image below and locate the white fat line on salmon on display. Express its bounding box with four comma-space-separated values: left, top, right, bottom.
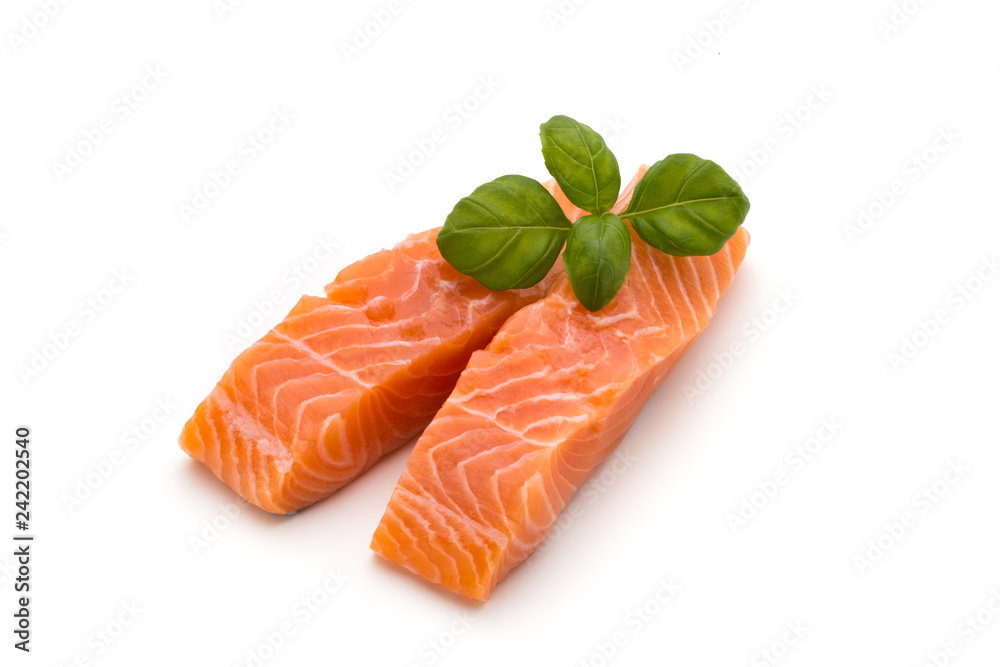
852, 459, 970, 575
750, 620, 808, 667
16, 268, 135, 386
682, 288, 798, 403
877, 0, 933, 40
50, 65, 168, 182
61, 398, 179, 514
188, 497, 250, 556
7, 0, 73, 53
177, 106, 295, 223
671, 0, 757, 73
726, 417, 843, 534
232, 568, 348, 667
887, 254, 997, 372
56, 600, 144, 666
339, 0, 416, 63
383, 75, 501, 193
214, 0, 249, 20
911, 587, 1000, 667
577, 578, 681, 667
404, 611, 475, 667
534, 448, 639, 558
727, 84, 834, 185
844, 126, 959, 245
222, 234, 340, 352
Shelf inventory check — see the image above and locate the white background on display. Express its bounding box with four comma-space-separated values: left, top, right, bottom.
3, 1, 999, 665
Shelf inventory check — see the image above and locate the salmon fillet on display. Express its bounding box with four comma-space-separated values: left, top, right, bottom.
180, 228, 560, 514
371, 167, 750, 600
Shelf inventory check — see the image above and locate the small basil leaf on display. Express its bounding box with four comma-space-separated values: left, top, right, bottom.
540, 115, 621, 215
436, 174, 572, 291
623, 154, 750, 256
564, 213, 631, 312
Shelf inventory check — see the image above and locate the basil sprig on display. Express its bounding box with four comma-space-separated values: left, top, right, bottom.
563, 213, 631, 312
623, 154, 750, 256
540, 115, 621, 215
436, 115, 750, 312
437, 175, 571, 291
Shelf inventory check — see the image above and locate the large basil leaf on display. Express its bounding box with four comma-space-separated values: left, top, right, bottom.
436, 175, 572, 291
623, 154, 750, 256
564, 213, 632, 312
540, 115, 621, 215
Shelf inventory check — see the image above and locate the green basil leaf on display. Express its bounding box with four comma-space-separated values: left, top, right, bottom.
623, 154, 750, 256
540, 115, 621, 215
564, 213, 631, 312
436, 174, 572, 291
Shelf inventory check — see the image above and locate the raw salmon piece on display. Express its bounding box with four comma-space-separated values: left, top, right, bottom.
180, 228, 560, 514
371, 168, 750, 600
